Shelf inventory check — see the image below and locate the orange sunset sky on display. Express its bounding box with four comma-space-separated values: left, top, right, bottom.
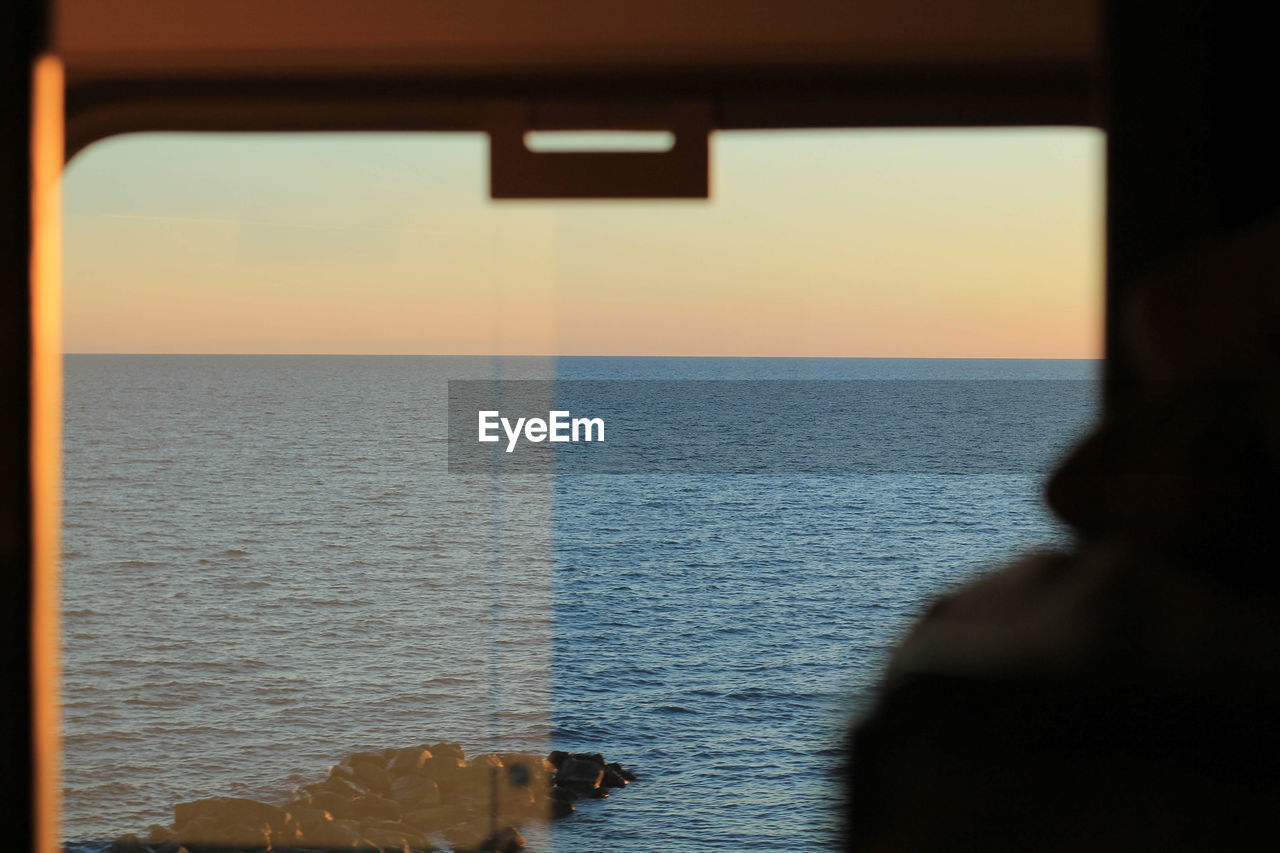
62, 128, 1103, 357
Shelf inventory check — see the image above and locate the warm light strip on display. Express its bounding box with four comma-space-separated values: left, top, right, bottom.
31, 53, 64, 853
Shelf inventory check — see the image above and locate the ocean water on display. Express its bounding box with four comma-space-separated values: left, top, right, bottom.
61, 355, 1098, 850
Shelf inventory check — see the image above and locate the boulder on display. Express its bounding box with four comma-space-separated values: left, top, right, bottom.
324, 775, 369, 799
173, 798, 222, 826
401, 804, 465, 834
329, 763, 357, 781
220, 797, 291, 832
145, 823, 177, 844
389, 746, 432, 775
173, 815, 219, 845
492, 753, 554, 790
171, 797, 295, 847
351, 792, 402, 821
346, 750, 388, 767
361, 819, 432, 851
555, 756, 605, 789
607, 761, 637, 782
550, 786, 578, 802
442, 821, 489, 852
557, 778, 603, 795
426, 742, 466, 762
483, 825, 527, 852
420, 754, 466, 785
351, 757, 394, 793
286, 804, 332, 833
601, 768, 629, 788
287, 791, 315, 808
390, 774, 442, 808
311, 789, 357, 819
218, 822, 272, 849
124, 742, 633, 852
108, 833, 146, 853
307, 816, 363, 848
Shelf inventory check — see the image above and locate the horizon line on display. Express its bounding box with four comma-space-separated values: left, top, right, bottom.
61, 352, 1103, 360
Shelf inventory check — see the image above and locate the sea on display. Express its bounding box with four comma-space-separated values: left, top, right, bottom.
61, 355, 1099, 851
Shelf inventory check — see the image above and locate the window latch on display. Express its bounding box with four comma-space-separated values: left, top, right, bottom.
488, 101, 710, 200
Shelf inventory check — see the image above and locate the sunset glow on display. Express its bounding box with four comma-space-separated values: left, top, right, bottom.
63, 129, 1103, 357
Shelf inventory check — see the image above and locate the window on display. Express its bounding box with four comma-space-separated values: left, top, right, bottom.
61, 128, 1102, 851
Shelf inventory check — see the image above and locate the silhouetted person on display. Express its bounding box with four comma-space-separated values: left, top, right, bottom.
847, 216, 1280, 850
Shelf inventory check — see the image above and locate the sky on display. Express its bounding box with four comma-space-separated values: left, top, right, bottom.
61, 128, 1104, 357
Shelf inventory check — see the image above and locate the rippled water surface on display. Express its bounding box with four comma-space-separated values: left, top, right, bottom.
62, 355, 1097, 850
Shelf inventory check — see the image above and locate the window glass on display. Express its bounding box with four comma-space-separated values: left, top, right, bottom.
62, 128, 1102, 851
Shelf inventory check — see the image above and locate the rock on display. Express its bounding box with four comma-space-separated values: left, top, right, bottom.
346, 750, 388, 767
401, 804, 465, 833
222, 796, 292, 833
426, 742, 466, 762
125, 742, 633, 853
607, 761, 637, 782
174, 815, 219, 845
450, 772, 493, 806
555, 756, 605, 788
555, 778, 586, 799
329, 763, 357, 781
287, 792, 315, 808
493, 753, 554, 789
108, 833, 146, 853
307, 816, 364, 848
219, 822, 272, 849
497, 785, 540, 823
442, 821, 489, 852
390, 774, 442, 808
171, 797, 294, 846
389, 747, 432, 775
173, 798, 222, 826
352, 757, 394, 793
363, 826, 412, 851
361, 819, 432, 851
311, 789, 357, 819
558, 778, 602, 795
145, 823, 177, 843
286, 803, 332, 833
325, 775, 369, 798
601, 768, 629, 788
420, 754, 466, 784
483, 825, 527, 852
352, 793, 402, 820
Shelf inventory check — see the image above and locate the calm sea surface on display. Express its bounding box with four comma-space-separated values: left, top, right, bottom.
61, 356, 1098, 850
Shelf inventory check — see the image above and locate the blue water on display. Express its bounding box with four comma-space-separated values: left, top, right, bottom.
60, 355, 1098, 850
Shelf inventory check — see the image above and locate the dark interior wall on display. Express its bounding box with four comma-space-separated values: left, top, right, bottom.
7, 1, 1276, 850
1, 1, 41, 850
1105, 0, 1280, 396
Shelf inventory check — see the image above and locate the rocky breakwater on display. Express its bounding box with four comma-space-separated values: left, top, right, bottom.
108, 743, 637, 853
